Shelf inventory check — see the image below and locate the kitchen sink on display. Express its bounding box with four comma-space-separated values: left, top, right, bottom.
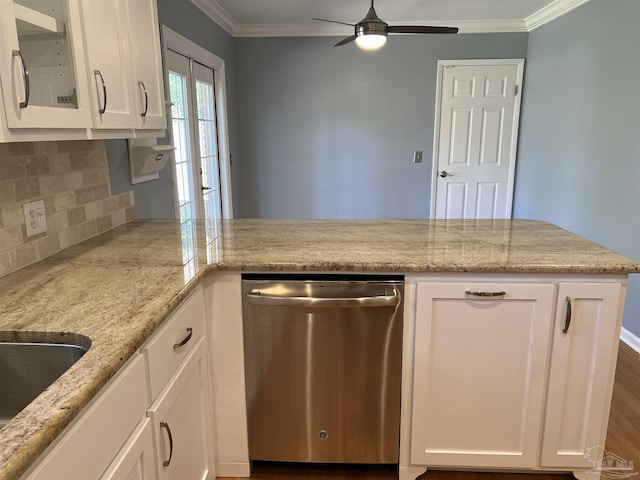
0, 341, 89, 429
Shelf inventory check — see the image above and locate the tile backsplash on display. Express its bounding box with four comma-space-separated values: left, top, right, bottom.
0, 140, 135, 277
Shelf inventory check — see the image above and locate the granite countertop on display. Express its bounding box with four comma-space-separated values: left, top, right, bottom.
0, 218, 638, 480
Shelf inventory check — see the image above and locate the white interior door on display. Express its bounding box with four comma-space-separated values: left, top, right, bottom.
431, 59, 524, 219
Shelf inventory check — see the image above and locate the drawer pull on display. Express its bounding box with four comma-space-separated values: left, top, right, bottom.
173, 328, 193, 349
562, 297, 572, 334
465, 290, 506, 297
160, 421, 174, 467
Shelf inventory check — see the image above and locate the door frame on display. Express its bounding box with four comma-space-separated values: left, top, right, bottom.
429, 59, 525, 219
160, 25, 233, 219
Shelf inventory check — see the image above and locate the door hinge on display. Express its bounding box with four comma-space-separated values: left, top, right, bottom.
514, 85, 520, 96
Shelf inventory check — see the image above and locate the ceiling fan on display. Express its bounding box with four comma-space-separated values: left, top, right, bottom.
313, 0, 458, 51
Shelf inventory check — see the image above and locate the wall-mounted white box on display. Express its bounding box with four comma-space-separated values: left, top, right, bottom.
128, 139, 174, 184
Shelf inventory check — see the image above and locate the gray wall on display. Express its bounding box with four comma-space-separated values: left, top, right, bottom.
514, 0, 640, 337
107, 0, 239, 218
235, 33, 528, 218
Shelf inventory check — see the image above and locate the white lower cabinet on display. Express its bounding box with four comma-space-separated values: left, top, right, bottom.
23, 354, 149, 480
21, 285, 213, 480
403, 277, 626, 480
147, 338, 211, 480
410, 282, 555, 468
541, 282, 622, 468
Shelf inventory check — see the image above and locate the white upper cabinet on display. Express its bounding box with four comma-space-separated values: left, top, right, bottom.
0, 0, 166, 139
0, 0, 92, 129
123, 0, 166, 130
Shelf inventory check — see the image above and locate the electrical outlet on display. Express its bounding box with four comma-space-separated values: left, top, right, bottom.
23, 200, 48, 237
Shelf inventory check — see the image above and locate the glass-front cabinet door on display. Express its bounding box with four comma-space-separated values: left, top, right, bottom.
0, 0, 91, 128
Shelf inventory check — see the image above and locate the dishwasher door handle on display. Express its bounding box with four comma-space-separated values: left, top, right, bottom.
246, 290, 399, 308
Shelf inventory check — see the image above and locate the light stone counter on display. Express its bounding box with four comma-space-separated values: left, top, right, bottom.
0, 218, 638, 480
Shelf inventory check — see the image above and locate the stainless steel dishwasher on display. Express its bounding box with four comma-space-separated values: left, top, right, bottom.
242, 274, 403, 464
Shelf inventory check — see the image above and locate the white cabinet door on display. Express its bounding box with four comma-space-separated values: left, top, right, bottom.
0, 0, 92, 129
122, 0, 166, 130
541, 283, 623, 468
100, 419, 157, 480
148, 338, 211, 480
78, 0, 136, 129
410, 282, 555, 468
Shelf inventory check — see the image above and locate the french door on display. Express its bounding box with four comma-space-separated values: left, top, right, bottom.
164, 41, 230, 270
166, 49, 223, 221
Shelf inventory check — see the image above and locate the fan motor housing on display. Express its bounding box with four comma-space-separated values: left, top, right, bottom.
356, 21, 388, 36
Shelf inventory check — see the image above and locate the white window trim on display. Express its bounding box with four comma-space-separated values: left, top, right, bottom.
160, 25, 233, 219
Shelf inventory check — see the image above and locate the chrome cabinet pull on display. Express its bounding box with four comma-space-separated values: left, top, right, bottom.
246, 290, 399, 308
12, 50, 30, 108
465, 290, 506, 297
160, 421, 174, 467
138, 80, 148, 117
93, 70, 107, 114
173, 327, 193, 349
562, 296, 572, 334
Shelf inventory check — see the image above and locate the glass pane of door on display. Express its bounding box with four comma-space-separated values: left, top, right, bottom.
196, 78, 222, 222
166, 55, 197, 280
13, 0, 78, 108
192, 61, 222, 261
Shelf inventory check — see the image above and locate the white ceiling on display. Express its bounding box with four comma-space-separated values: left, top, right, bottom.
189, 0, 591, 36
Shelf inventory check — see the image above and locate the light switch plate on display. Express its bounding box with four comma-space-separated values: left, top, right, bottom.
23, 200, 48, 237
413, 150, 423, 163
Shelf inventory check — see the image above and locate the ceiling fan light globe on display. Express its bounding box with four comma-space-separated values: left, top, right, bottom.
355, 34, 387, 50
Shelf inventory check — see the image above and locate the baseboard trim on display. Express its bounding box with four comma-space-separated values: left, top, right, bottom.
621, 327, 640, 353
216, 462, 251, 478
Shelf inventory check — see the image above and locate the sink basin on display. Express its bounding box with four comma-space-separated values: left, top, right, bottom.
0, 341, 89, 429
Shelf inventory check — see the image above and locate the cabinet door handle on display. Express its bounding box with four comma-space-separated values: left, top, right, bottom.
12, 50, 30, 108
138, 80, 148, 117
562, 296, 572, 334
173, 327, 193, 349
93, 70, 107, 114
464, 290, 506, 297
159, 421, 174, 467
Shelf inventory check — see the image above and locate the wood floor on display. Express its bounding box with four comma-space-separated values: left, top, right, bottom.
219, 341, 640, 480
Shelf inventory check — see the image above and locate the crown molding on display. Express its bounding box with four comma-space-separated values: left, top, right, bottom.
526, 0, 591, 30
190, 0, 590, 38
189, 0, 239, 36
234, 19, 528, 37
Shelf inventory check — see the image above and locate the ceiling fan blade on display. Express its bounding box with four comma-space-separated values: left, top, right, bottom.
334, 35, 357, 47
312, 17, 356, 27
388, 25, 459, 34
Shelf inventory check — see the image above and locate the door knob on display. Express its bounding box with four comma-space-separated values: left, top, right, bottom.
440, 171, 454, 178
201, 186, 212, 191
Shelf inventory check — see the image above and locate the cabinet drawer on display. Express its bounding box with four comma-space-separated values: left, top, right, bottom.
143, 287, 205, 399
